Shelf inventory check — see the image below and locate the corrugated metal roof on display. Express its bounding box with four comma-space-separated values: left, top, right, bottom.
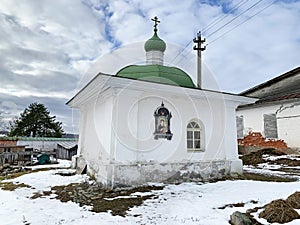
57, 141, 78, 149
0, 137, 78, 141
241, 67, 300, 96
238, 92, 300, 109
257, 92, 300, 103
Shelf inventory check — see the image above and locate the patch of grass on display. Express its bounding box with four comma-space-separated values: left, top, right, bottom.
273, 159, 300, 167
218, 202, 245, 209
30, 190, 52, 199
241, 148, 285, 165
242, 172, 298, 182
92, 194, 157, 216
0, 168, 51, 181
0, 181, 32, 191
218, 200, 258, 210
0, 171, 29, 181
275, 167, 300, 176
37, 182, 164, 217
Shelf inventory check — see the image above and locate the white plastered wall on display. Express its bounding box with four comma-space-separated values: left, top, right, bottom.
78, 96, 114, 183
236, 101, 300, 148
276, 102, 300, 148
113, 88, 240, 164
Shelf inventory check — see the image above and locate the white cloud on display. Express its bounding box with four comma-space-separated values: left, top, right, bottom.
204, 0, 300, 92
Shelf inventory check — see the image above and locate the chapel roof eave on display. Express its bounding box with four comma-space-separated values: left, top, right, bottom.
66, 72, 112, 107
66, 73, 257, 108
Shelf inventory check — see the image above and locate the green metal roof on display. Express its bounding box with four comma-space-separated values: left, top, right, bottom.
144, 32, 166, 52
116, 64, 196, 88
0, 137, 78, 141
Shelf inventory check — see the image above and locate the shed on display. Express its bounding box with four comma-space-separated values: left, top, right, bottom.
56, 142, 78, 160
0, 145, 27, 166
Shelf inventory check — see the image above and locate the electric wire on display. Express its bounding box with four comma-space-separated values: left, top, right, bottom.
202, 0, 250, 33
207, 0, 275, 45
170, 0, 274, 64
169, 40, 193, 64
170, 0, 249, 64
205, 0, 265, 38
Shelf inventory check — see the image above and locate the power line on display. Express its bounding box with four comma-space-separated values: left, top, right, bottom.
169, 40, 193, 64
202, 0, 250, 33
205, 0, 265, 38
170, 0, 274, 64
170, 0, 250, 64
207, 0, 275, 45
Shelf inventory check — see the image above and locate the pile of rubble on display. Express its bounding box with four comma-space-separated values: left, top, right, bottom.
241, 148, 300, 167
230, 191, 300, 225
238, 132, 287, 150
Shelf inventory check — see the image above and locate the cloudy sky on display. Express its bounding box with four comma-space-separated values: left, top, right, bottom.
0, 0, 299, 133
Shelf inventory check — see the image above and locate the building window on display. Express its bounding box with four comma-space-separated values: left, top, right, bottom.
264, 113, 278, 139
187, 120, 204, 151
236, 115, 244, 139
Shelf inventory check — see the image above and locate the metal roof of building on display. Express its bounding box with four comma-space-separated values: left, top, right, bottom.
241, 67, 300, 98
116, 64, 196, 88
0, 137, 78, 141
57, 141, 78, 149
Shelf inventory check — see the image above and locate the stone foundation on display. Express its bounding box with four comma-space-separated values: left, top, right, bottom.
73, 155, 243, 188
111, 160, 242, 187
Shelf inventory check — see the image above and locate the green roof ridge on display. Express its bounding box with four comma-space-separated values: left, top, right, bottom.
0, 137, 78, 141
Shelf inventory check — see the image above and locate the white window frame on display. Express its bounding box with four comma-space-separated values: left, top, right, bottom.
187, 119, 205, 151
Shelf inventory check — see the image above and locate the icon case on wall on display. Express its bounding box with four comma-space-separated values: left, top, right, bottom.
153, 102, 173, 140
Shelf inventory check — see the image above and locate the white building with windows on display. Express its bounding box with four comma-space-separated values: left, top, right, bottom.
67, 20, 255, 187
236, 67, 300, 148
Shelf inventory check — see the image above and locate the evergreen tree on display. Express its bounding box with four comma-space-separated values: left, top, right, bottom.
9, 102, 64, 137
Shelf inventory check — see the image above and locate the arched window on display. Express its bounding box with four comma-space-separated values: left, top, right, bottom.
187, 120, 205, 151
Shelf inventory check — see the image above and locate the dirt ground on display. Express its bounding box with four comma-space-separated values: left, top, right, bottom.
241, 148, 300, 166
29, 182, 164, 217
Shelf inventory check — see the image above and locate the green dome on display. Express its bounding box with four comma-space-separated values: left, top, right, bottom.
144, 32, 166, 52
116, 64, 195, 88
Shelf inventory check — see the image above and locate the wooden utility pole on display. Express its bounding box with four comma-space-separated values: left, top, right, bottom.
193, 32, 206, 88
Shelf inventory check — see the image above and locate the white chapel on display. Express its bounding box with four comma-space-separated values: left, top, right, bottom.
67, 18, 255, 187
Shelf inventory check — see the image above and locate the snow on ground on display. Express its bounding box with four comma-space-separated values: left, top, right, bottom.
243, 153, 300, 180
25, 159, 72, 170
262, 154, 300, 161
244, 164, 291, 176
0, 160, 300, 225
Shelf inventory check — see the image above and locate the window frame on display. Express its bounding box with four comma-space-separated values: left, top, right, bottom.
263, 113, 278, 139
186, 119, 205, 151
236, 115, 244, 139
